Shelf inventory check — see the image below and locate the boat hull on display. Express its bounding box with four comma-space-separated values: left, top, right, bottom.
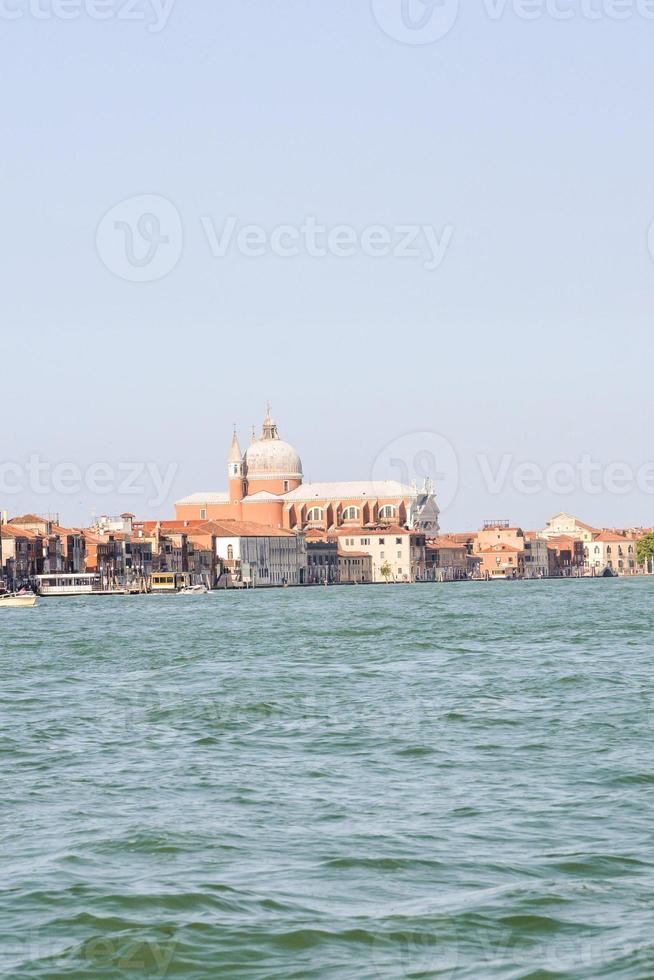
0, 594, 38, 608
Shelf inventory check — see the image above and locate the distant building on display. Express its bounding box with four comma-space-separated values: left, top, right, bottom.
338, 550, 373, 584
334, 527, 426, 583
540, 513, 597, 543
523, 532, 550, 579
477, 543, 525, 579
305, 539, 339, 585
587, 532, 637, 576
175, 408, 440, 534
425, 537, 468, 580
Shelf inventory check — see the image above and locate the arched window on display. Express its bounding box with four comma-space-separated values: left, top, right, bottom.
342, 506, 360, 522
379, 505, 397, 520
606, 546, 612, 556
594, 546, 599, 554
307, 507, 325, 523
227, 545, 234, 560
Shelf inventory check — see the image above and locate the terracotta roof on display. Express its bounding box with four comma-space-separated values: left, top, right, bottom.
50, 525, 83, 537
593, 531, 632, 543
136, 521, 206, 532
338, 550, 370, 558
0, 524, 38, 538
197, 519, 295, 538
426, 537, 466, 550
8, 514, 46, 525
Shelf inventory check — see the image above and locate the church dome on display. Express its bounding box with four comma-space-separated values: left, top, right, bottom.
244, 409, 303, 481
245, 439, 303, 479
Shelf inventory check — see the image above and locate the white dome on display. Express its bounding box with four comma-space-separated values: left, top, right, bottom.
244, 439, 303, 480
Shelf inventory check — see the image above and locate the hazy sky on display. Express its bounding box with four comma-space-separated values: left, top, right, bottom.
2, 0, 653, 530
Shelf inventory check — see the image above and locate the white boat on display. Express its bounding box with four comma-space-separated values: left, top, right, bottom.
0, 592, 38, 608
178, 584, 210, 595
35, 573, 102, 596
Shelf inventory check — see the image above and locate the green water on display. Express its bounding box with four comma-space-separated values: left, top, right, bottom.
2, 579, 654, 978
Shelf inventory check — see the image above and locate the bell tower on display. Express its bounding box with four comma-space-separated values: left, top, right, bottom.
227, 428, 245, 503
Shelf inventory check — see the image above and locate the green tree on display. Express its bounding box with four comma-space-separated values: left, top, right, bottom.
380, 561, 393, 583
636, 532, 654, 566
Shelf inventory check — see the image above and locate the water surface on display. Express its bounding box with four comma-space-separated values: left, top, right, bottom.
2, 579, 654, 978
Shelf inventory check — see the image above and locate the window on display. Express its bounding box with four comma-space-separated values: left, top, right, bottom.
380, 551, 385, 558
379, 538, 385, 545
200, 509, 207, 520
379, 505, 397, 520
227, 545, 234, 560
307, 507, 325, 523
283, 481, 290, 492
396, 538, 402, 545
342, 507, 360, 521
360, 538, 370, 545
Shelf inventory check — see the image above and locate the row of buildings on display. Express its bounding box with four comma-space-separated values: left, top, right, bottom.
0, 509, 650, 591
1, 414, 651, 590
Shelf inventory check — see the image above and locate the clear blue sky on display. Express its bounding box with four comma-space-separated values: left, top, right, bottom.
3, 1, 653, 530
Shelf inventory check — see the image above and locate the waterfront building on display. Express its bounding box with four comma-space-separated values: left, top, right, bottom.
338, 550, 373, 584
305, 538, 339, 585
546, 535, 585, 576
0, 523, 43, 587
333, 527, 426, 583
475, 522, 525, 554
477, 543, 525, 579
8, 514, 86, 574
175, 408, 440, 534
425, 537, 469, 580
204, 519, 306, 587
586, 531, 637, 576
523, 532, 550, 579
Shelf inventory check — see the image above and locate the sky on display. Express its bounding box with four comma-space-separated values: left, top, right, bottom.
2, 0, 653, 531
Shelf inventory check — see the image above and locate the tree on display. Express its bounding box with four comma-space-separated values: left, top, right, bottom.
380, 561, 393, 583
636, 532, 654, 567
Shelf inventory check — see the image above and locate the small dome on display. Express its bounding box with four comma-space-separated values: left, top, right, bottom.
244, 439, 303, 480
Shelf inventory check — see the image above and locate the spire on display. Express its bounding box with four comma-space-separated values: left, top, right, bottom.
250, 425, 257, 445
228, 428, 242, 463
262, 404, 279, 441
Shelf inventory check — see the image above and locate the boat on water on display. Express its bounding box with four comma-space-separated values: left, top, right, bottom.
0, 592, 38, 608
178, 584, 210, 595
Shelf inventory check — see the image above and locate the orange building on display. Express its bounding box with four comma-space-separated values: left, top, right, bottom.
175, 408, 440, 534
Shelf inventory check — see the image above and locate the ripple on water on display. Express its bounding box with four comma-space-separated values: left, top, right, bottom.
3, 581, 654, 979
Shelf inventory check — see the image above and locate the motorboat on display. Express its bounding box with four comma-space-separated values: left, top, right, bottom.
178, 584, 210, 595
0, 592, 38, 608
